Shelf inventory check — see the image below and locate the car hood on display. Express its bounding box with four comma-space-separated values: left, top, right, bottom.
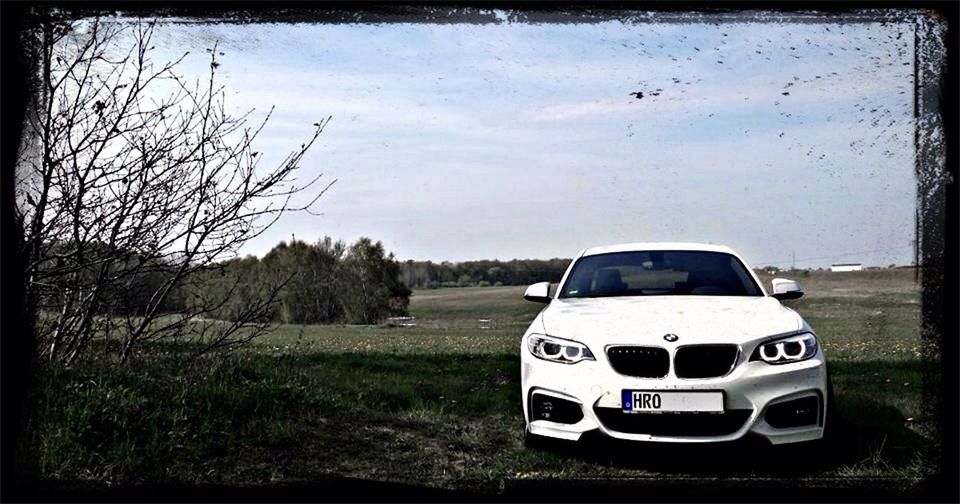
538, 295, 801, 345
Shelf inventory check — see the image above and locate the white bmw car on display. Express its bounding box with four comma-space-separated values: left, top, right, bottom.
520, 242, 831, 447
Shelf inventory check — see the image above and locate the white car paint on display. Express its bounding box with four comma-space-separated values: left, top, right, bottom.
520, 242, 829, 445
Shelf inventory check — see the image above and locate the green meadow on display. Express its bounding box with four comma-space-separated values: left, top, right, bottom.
30, 269, 934, 494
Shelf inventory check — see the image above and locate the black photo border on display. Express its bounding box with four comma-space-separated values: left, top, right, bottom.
2, 1, 956, 502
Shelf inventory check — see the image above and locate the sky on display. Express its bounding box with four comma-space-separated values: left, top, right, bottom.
141, 13, 918, 268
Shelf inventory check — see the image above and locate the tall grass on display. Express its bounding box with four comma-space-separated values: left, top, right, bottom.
30, 351, 929, 487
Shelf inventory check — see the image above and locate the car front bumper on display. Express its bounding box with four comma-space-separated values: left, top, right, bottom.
521, 343, 829, 445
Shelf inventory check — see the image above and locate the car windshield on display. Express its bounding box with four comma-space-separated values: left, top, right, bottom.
559, 250, 762, 298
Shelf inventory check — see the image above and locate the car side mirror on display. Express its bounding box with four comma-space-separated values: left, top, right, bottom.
771, 278, 804, 300
523, 282, 552, 304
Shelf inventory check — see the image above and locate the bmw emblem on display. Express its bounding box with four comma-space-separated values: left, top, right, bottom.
663, 333, 679, 342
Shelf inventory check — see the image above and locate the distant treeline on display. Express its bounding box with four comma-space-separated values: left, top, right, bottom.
197, 237, 411, 324
36, 237, 411, 325
398, 258, 572, 289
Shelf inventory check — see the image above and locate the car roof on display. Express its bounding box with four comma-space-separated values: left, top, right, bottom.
579, 242, 738, 257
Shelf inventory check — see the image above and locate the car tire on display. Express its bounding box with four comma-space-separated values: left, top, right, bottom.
523, 427, 546, 449
818, 370, 845, 465
793, 372, 840, 462
523, 427, 562, 451
772, 372, 837, 465
822, 371, 838, 441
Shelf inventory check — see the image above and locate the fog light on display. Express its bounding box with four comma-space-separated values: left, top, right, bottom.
765, 395, 820, 428
540, 400, 554, 419
531, 393, 583, 424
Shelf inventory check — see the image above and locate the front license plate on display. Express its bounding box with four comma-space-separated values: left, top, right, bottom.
622, 390, 724, 413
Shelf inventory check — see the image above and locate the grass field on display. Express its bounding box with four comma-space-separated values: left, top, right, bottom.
251, 269, 924, 361
29, 268, 936, 495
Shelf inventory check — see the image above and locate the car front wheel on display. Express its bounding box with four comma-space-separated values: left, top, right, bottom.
523, 427, 552, 450
777, 372, 839, 464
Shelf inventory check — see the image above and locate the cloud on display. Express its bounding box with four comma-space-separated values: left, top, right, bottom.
526, 64, 911, 123
95, 18, 918, 266
529, 99, 632, 121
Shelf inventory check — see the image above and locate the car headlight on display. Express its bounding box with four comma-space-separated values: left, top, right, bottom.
750, 332, 819, 364
526, 333, 595, 364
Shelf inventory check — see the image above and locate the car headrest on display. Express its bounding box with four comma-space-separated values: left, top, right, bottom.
595, 268, 626, 294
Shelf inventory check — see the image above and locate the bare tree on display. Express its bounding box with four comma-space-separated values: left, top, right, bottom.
15, 16, 335, 364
